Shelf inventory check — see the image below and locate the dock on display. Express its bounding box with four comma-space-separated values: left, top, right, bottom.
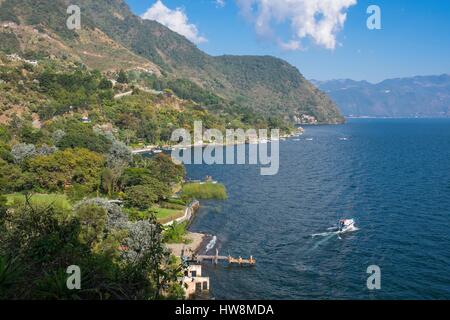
190, 249, 256, 266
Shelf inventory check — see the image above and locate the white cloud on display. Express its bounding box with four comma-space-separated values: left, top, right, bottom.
236, 0, 357, 50
215, 0, 226, 7
141, 0, 207, 44
279, 39, 302, 51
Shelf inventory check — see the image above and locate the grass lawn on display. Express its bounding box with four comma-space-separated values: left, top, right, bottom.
153, 207, 185, 224
6, 193, 72, 210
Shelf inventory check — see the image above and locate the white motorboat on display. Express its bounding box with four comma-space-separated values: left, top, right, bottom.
312, 218, 358, 238
337, 219, 357, 233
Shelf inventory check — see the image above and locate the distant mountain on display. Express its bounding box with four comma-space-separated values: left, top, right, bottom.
313, 75, 450, 118
0, 0, 344, 124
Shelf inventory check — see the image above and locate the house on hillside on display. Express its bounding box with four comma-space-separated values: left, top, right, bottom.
295, 114, 318, 124
6, 53, 38, 67
81, 116, 91, 124
180, 264, 210, 299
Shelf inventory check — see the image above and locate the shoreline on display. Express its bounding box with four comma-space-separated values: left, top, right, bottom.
164, 200, 207, 257
165, 231, 212, 257
132, 131, 304, 155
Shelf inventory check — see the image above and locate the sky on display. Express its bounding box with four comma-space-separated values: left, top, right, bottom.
125, 0, 450, 83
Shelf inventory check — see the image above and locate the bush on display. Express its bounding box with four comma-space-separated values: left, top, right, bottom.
11, 143, 36, 164
147, 154, 186, 185
27, 148, 105, 193
73, 204, 108, 248
124, 185, 158, 210
0, 144, 13, 163
74, 198, 128, 230
117, 70, 128, 84
163, 221, 189, 244
57, 124, 111, 154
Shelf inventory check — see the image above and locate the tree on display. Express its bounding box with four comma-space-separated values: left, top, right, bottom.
122, 216, 181, 299
97, 139, 133, 196
35, 144, 57, 156
0, 143, 13, 163
142, 177, 171, 202
0, 196, 82, 299
147, 153, 186, 186
11, 143, 36, 164
74, 198, 128, 230
0, 159, 34, 193
57, 124, 111, 154
0, 195, 7, 226
124, 185, 158, 210
117, 70, 128, 84
19, 125, 44, 145
98, 78, 113, 90
0, 126, 11, 143
120, 167, 152, 189
107, 140, 132, 168
0, 193, 182, 299
74, 204, 108, 248
101, 168, 114, 197
26, 148, 105, 193
52, 129, 66, 145
120, 167, 171, 201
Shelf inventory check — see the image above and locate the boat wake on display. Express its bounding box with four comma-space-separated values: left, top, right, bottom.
310, 220, 359, 251
205, 236, 217, 253
311, 226, 359, 238
311, 231, 337, 238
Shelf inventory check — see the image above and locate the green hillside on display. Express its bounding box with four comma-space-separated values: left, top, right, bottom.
0, 0, 344, 124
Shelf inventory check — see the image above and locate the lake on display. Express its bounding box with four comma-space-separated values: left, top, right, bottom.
185, 118, 450, 299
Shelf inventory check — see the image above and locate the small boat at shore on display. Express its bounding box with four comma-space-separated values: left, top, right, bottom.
153, 149, 163, 154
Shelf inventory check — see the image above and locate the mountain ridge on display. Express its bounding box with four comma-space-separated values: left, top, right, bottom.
314, 74, 450, 118
0, 0, 344, 124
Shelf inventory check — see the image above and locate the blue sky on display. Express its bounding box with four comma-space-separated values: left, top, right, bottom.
125, 0, 450, 82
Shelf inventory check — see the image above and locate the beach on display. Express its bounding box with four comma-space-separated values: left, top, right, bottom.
165, 232, 207, 257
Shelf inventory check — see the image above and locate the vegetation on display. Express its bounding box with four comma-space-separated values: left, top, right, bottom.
163, 222, 190, 244
0, 196, 183, 299
0, 0, 343, 124
152, 207, 185, 225
0, 54, 276, 146
181, 183, 228, 201
0, 71, 191, 298
27, 148, 105, 194
6, 193, 71, 211
0, 0, 341, 300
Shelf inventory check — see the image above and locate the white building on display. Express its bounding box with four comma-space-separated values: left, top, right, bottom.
180, 265, 210, 299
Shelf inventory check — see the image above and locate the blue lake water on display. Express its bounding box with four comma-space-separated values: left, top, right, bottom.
185, 118, 450, 300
